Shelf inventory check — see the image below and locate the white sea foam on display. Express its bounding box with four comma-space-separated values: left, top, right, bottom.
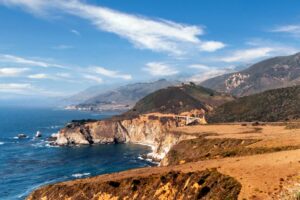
72, 173, 91, 178
0, 142, 4, 145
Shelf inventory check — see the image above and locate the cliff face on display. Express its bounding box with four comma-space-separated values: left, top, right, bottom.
27, 169, 241, 200
55, 115, 195, 160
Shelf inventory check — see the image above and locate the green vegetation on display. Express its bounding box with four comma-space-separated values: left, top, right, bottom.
123, 83, 233, 116
208, 86, 300, 122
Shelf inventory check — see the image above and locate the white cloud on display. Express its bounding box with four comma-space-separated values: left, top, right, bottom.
0, 83, 32, 94
187, 64, 235, 83
83, 74, 103, 83
0, 67, 29, 76
199, 41, 226, 52
188, 64, 210, 70
91, 66, 132, 80
71, 29, 80, 36
220, 47, 273, 62
0, 82, 66, 96
271, 24, 300, 36
0, 0, 225, 55
143, 62, 179, 76
28, 73, 48, 79
0, 54, 66, 68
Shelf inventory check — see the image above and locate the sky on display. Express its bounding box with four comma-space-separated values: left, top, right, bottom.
0, 0, 300, 100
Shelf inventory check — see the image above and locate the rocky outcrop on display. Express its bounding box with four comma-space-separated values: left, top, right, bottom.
54, 115, 195, 160
27, 169, 241, 200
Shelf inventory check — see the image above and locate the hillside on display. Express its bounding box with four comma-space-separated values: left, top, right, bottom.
124, 83, 234, 116
208, 85, 300, 122
68, 79, 179, 112
201, 52, 300, 96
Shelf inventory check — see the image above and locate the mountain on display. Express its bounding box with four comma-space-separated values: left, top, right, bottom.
69, 79, 180, 112
63, 84, 118, 104
201, 52, 300, 96
208, 85, 300, 122
124, 83, 234, 116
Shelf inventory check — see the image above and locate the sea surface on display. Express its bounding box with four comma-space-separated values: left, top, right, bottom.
0, 106, 154, 200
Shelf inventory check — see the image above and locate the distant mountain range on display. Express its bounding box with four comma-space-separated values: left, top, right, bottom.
201, 52, 300, 96
66, 79, 180, 112
208, 85, 300, 122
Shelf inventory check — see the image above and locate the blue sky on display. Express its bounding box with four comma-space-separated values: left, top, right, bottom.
0, 0, 300, 99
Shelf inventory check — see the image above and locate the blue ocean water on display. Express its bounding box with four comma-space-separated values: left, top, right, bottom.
0, 106, 153, 200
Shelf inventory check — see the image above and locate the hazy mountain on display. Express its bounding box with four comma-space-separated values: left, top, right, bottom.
208, 85, 300, 122
201, 52, 300, 96
63, 84, 119, 104
69, 79, 180, 112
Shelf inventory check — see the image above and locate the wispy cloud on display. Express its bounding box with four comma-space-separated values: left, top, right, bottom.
0, 67, 29, 77
71, 29, 80, 36
90, 66, 132, 80
143, 62, 179, 76
83, 74, 103, 83
0, 54, 67, 69
270, 24, 300, 37
187, 64, 234, 82
0, 82, 68, 96
0, 0, 225, 55
0, 83, 32, 94
220, 47, 273, 62
28, 73, 49, 79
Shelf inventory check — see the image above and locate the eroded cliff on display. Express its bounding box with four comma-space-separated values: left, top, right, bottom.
54, 114, 196, 160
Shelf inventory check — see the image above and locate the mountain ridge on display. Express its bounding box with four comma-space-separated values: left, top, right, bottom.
201, 52, 300, 96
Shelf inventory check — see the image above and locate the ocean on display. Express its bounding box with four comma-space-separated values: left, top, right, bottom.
0, 106, 154, 200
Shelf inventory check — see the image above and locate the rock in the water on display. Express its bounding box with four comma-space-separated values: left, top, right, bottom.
35, 131, 42, 138
17, 134, 27, 139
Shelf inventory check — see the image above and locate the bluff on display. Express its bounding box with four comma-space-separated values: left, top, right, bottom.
53, 84, 233, 160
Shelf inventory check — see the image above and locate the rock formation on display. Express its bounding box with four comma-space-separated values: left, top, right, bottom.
54, 114, 197, 160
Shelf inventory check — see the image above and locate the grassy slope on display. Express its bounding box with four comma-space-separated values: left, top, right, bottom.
123, 84, 234, 117
208, 86, 300, 122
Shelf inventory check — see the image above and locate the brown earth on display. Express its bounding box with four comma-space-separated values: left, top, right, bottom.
27, 169, 241, 200
28, 123, 300, 200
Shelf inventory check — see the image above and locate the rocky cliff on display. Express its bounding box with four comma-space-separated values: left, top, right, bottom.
54, 114, 196, 160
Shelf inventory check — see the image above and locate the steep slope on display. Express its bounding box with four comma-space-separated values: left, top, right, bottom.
124, 83, 234, 116
71, 79, 179, 111
27, 169, 241, 200
201, 52, 300, 96
208, 85, 300, 122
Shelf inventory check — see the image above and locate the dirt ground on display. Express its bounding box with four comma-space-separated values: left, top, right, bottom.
170, 123, 300, 199
29, 123, 300, 200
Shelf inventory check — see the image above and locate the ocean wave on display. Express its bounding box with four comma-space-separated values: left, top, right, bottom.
72, 173, 91, 178
138, 155, 159, 165
45, 143, 59, 148
0, 141, 4, 145
49, 125, 62, 129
